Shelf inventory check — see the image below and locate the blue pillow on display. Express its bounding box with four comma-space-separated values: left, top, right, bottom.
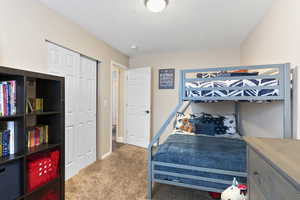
189, 113, 228, 136
230, 72, 259, 77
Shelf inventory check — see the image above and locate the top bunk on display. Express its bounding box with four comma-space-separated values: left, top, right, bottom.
180, 63, 291, 102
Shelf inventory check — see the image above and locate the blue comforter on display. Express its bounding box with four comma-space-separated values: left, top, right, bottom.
154, 134, 246, 172
153, 134, 247, 190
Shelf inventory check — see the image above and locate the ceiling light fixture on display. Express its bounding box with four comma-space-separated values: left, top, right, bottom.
131, 45, 138, 49
145, 0, 168, 13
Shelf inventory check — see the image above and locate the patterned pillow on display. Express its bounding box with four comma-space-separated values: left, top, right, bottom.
174, 113, 193, 133
196, 71, 229, 78
189, 113, 228, 136
189, 113, 239, 137
223, 114, 237, 135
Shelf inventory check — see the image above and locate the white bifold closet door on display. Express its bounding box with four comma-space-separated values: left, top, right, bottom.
47, 43, 97, 180
76, 56, 97, 170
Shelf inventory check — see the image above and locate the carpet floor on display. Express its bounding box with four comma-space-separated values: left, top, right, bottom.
65, 144, 214, 200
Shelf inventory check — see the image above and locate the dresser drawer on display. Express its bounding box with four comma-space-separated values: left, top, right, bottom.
249, 177, 266, 200
248, 148, 299, 200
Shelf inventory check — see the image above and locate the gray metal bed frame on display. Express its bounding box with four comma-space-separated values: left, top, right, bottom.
147, 63, 292, 199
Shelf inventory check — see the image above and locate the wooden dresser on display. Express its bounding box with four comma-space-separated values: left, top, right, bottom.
244, 137, 300, 200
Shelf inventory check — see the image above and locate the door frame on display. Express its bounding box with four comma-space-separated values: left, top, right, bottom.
110, 60, 128, 154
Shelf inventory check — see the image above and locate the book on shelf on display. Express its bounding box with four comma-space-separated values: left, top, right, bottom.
0, 132, 2, 157
7, 121, 15, 154
0, 81, 16, 116
0, 121, 15, 157
2, 130, 10, 157
27, 125, 49, 148
26, 98, 44, 113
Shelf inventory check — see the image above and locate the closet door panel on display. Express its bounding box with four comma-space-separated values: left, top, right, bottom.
48, 43, 80, 180
61, 48, 80, 180
76, 57, 97, 170
48, 43, 97, 179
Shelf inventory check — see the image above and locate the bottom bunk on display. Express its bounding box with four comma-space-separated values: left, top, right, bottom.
151, 134, 247, 193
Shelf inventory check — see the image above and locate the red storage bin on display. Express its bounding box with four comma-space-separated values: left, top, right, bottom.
26, 180, 60, 200
27, 150, 60, 192
40, 189, 59, 200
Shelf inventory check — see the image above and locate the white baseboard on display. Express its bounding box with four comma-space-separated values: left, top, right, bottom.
116, 136, 124, 143
101, 151, 112, 160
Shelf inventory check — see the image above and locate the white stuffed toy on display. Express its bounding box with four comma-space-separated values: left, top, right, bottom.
221, 178, 247, 200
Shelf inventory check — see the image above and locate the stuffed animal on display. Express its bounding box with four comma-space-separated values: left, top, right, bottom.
175, 113, 193, 133
179, 118, 193, 132
221, 178, 247, 200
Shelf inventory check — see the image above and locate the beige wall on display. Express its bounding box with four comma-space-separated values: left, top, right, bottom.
129, 48, 240, 139
0, 0, 129, 158
240, 0, 300, 139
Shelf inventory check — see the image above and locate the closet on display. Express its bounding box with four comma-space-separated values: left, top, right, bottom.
47, 42, 97, 179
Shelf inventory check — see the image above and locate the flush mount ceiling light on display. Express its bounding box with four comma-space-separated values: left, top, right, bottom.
145, 0, 168, 13
131, 45, 138, 49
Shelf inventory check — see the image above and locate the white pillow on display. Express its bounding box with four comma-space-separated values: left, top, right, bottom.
223, 114, 238, 135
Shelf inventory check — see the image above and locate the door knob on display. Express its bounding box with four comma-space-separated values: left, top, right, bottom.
145, 110, 150, 114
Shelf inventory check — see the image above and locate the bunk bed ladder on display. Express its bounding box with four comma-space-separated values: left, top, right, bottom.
147, 101, 191, 199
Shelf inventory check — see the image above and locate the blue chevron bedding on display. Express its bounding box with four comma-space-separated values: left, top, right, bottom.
186, 78, 279, 98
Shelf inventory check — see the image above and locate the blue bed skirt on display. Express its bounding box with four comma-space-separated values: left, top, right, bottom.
153, 134, 247, 190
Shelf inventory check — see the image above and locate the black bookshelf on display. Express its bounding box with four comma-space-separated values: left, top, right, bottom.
0, 66, 65, 200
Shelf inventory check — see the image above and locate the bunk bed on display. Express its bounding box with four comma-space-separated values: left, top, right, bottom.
147, 64, 292, 199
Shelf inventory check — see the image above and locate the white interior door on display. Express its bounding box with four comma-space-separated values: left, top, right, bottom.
48, 43, 97, 179
77, 56, 97, 169
125, 67, 151, 148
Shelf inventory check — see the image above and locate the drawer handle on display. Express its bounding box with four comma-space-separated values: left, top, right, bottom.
0, 168, 6, 175
253, 171, 259, 176
253, 171, 262, 184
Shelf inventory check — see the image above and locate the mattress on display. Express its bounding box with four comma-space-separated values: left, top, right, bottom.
153, 134, 247, 190
186, 78, 279, 98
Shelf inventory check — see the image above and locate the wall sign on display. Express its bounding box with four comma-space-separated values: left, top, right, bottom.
159, 68, 175, 89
